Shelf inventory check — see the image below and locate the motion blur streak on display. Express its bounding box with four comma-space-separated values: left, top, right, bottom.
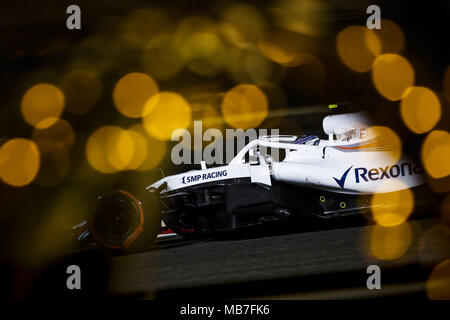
0, 138, 40, 187
426, 259, 450, 300
142, 92, 192, 141
364, 126, 402, 163
20, 84, 65, 129
113, 72, 159, 118
371, 180, 414, 227
418, 224, 450, 268
421, 130, 450, 179
372, 54, 414, 101
270, 0, 328, 37
221, 84, 269, 130
258, 30, 304, 65
401, 87, 441, 134
368, 223, 412, 260
336, 26, 380, 73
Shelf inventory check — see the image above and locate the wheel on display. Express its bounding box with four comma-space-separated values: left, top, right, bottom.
89, 188, 161, 254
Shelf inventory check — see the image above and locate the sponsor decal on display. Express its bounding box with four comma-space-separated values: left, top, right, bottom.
334, 162, 422, 188
181, 169, 228, 184
333, 166, 353, 188
355, 162, 422, 183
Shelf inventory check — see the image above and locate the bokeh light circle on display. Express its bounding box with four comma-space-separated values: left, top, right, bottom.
113, 72, 159, 118
427, 259, 450, 300
421, 130, 450, 179
372, 19, 405, 54
221, 84, 269, 130
369, 223, 412, 260
21, 84, 65, 129
129, 124, 167, 171
372, 54, 414, 101
86, 126, 139, 174
0, 138, 40, 186
336, 26, 381, 72
142, 92, 192, 141
400, 87, 441, 134
371, 180, 414, 227
32, 118, 75, 149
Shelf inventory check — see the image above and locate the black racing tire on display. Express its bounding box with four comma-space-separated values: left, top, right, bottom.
89, 188, 161, 255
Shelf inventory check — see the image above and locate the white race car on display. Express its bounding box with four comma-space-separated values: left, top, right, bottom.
79, 110, 429, 253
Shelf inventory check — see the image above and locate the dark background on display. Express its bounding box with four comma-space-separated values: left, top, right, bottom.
0, 0, 449, 299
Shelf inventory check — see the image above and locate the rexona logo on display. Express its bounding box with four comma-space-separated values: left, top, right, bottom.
334, 162, 423, 188
182, 169, 228, 184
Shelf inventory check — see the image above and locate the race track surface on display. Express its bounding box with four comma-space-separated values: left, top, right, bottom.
107, 218, 450, 299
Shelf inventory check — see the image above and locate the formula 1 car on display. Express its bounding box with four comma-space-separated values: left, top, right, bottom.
74, 110, 428, 253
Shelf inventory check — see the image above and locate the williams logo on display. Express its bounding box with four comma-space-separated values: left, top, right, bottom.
182, 169, 228, 184
333, 166, 353, 188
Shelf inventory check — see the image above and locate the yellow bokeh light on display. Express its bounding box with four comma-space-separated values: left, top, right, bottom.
427, 259, 450, 300
32, 118, 75, 149
219, 22, 246, 49
372, 19, 405, 54
175, 16, 217, 58
129, 124, 167, 172
271, 0, 327, 37
60, 70, 102, 115
0, 138, 40, 187
21, 84, 65, 129
142, 92, 192, 141
401, 87, 441, 134
86, 126, 138, 174
221, 84, 269, 130
258, 31, 303, 65
113, 72, 159, 118
107, 129, 135, 171
372, 54, 414, 101
369, 223, 412, 260
336, 26, 381, 72
241, 50, 276, 84
174, 16, 227, 77
123, 128, 147, 171
118, 8, 170, 49
141, 33, 184, 81
199, 104, 224, 131
371, 180, 414, 227
221, 3, 266, 45
421, 130, 450, 179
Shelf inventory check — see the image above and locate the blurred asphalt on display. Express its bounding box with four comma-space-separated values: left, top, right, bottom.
107, 218, 450, 299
